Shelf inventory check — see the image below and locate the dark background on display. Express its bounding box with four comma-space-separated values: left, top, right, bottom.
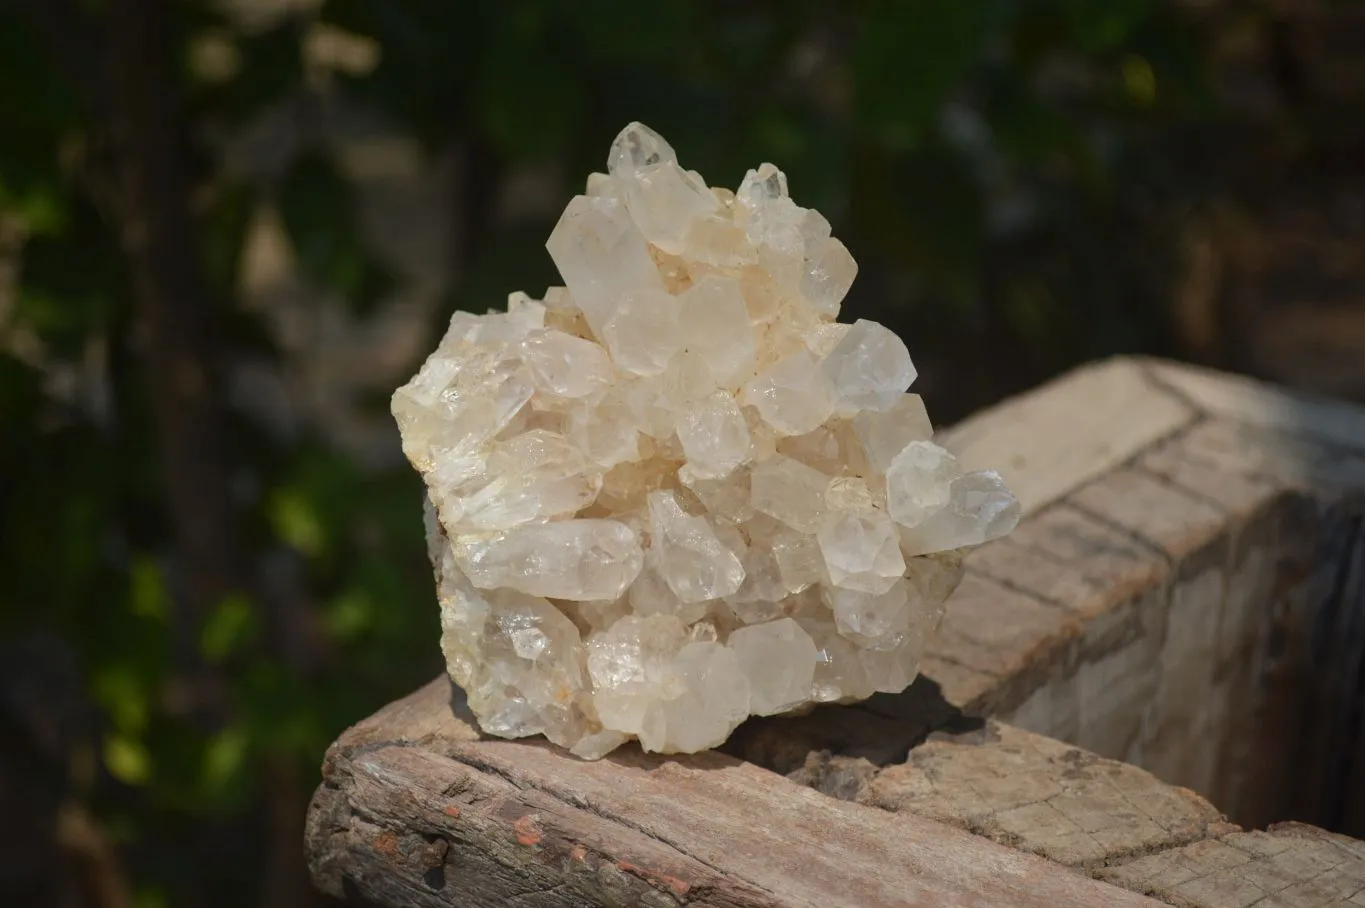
2, 0, 1364, 905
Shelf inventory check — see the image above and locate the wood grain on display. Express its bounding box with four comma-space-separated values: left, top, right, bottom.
936, 357, 1195, 516
1099, 823, 1365, 908
858, 721, 1234, 869
308, 680, 1162, 908
918, 359, 1365, 833
1143, 358, 1365, 455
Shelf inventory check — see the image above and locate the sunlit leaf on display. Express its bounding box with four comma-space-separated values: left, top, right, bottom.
200, 594, 258, 663
0, 179, 65, 234
14, 211, 123, 356
203, 724, 251, 791
92, 664, 150, 734
268, 487, 326, 556
129, 558, 169, 622
104, 734, 152, 786
324, 587, 373, 641
135, 888, 170, 908
1122, 55, 1157, 106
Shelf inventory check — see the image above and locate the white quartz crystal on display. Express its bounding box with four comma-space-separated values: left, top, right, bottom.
395, 122, 1020, 758
729, 618, 818, 715
822, 319, 916, 414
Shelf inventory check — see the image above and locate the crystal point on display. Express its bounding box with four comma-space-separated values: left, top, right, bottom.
608, 122, 677, 178
823, 319, 916, 413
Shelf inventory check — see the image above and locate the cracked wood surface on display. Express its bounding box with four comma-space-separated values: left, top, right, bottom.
1099, 823, 1365, 907
306, 679, 1161, 908
856, 721, 1235, 869
928, 357, 1365, 836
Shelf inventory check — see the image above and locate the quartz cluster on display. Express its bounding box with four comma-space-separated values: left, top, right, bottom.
393, 123, 1020, 759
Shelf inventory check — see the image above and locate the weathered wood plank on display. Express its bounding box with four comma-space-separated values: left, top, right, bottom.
308, 358, 1365, 908
930, 572, 1082, 716
857, 721, 1234, 869
308, 679, 1163, 908
915, 360, 1365, 834
914, 654, 1001, 714
936, 357, 1195, 516
1143, 358, 1365, 456
1099, 823, 1365, 908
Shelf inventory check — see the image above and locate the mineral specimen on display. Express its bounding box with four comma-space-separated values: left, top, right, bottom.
394, 122, 1020, 759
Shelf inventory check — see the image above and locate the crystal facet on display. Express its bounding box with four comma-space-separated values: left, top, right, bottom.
395, 122, 1019, 758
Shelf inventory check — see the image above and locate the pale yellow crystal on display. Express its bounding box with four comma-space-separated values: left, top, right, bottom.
647, 490, 745, 604
569, 390, 639, 469
884, 440, 961, 528
453, 519, 643, 601
600, 290, 681, 376
453, 430, 601, 531
676, 391, 750, 480
771, 526, 823, 593
677, 276, 756, 389
438, 572, 596, 748
729, 618, 818, 716
724, 515, 791, 623
629, 559, 709, 625
586, 613, 687, 736
816, 507, 906, 595
522, 329, 613, 398
743, 348, 836, 436
607, 121, 675, 179
396, 121, 1018, 761
545, 194, 663, 336
822, 318, 916, 413
898, 470, 1021, 556
853, 394, 933, 472
789, 597, 875, 703
800, 237, 858, 316
679, 467, 755, 525
638, 642, 750, 753
749, 455, 830, 533
619, 160, 720, 255
823, 580, 917, 650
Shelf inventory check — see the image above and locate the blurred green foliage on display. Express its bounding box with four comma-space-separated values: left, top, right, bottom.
0, 0, 1260, 904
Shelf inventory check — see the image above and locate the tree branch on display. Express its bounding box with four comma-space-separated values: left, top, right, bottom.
105, 0, 248, 639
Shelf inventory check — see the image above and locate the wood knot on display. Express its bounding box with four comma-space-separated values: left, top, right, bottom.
419, 838, 449, 870
373, 831, 400, 861
616, 860, 692, 897
513, 814, 542, 846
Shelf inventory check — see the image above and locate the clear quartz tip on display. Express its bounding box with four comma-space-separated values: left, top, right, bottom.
608, 121, 676, 178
